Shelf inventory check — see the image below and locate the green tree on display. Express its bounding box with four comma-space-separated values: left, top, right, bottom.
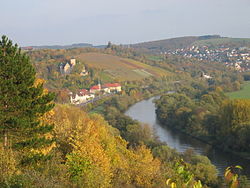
0, 36, 55, 164
217, 99, 250, 151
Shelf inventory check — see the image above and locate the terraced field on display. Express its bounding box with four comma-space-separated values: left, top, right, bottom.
76, 52, 171, 81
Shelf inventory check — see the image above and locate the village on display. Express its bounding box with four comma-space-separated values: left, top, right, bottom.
59, 58, 122, 105
164, 45, 250, 72
69, 82, 122, 105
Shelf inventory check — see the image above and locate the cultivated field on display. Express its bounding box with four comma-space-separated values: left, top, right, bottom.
227, 81, 250, 99
76, 52, 171, 81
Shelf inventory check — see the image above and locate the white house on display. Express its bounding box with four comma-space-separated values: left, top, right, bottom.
70, 89, 94, 104
201, 72, 212, 79
102, 83, 122, 93
203, 74, 212, 79
89, 83, 122, 94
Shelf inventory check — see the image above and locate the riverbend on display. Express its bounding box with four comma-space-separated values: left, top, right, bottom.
125, 96, 250, 179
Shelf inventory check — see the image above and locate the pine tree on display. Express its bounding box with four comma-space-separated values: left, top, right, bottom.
0, 36, 55, 164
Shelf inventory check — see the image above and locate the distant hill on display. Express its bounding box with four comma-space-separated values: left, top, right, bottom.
22, 43, 93, 50
132, 36, 200, 52
193, 37, 250, 48
132, 35, 250, 52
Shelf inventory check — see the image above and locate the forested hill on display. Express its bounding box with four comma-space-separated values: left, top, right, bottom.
132, 35, 250, 53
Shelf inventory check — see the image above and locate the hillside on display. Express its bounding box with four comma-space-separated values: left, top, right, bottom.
132, 35, 250, 53
193, 37, 250, 48
76, 52, 171, 81
132, 36, 200, 52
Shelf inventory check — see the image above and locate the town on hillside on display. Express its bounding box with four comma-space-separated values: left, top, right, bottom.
164, 46, 250, 72
69, 82, 122, 105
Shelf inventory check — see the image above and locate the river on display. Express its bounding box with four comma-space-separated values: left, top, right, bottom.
125, 96, 250, 178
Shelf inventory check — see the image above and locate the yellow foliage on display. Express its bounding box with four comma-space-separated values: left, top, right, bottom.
34, 78, 48, 94
52, 104, 162, 188
127, 145, 161, 187
0, 146, 18, 183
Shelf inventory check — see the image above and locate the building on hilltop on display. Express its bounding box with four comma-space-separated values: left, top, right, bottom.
70, 58, 76, 66
63, 62, 71, 74
60, 58, 77, 74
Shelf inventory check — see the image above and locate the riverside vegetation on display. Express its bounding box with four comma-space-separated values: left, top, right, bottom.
0, 36, 248, 187
155, 86, 250, 156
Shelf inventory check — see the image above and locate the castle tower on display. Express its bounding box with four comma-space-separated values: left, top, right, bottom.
98, 80, 101, 90
70, 59, 76, 66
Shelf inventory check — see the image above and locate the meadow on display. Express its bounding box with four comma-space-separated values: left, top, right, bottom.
227, 81, 250, 99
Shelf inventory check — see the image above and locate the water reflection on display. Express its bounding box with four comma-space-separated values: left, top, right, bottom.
125, 97, 250, 178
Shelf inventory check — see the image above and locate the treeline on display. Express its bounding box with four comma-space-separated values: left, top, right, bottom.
155, 86, 250, 154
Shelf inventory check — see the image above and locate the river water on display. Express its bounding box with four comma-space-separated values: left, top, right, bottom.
125, 96, 250, 178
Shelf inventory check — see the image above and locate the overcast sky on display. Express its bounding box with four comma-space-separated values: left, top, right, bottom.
1, 0, 250, 46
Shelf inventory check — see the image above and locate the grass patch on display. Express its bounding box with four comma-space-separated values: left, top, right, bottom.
133, 69, 153, 77
90, 106, 105, 114
99, 71, 114, 82
148, 56, 165, 62
226, 81, 250, 99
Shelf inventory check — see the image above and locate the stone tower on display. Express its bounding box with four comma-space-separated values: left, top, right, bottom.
70, 59, 76, 66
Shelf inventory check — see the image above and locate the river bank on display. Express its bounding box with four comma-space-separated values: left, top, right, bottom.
125, 96, 250, 179
157, 118, 250, 161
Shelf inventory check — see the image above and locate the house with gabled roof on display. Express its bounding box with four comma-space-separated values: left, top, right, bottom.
102, 83, 122, 93
70, 89, 95, 104
90, 84, 101, 93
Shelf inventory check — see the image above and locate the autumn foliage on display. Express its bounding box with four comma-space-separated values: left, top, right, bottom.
52, 105, 162, 187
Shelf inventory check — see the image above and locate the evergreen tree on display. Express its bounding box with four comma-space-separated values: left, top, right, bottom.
0, 36, 55, 164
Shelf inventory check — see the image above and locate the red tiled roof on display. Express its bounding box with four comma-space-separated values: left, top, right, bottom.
103, 83, 121, 88
90, 85, 101, 90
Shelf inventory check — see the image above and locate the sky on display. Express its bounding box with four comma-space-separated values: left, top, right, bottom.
1, 0, 250, 46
